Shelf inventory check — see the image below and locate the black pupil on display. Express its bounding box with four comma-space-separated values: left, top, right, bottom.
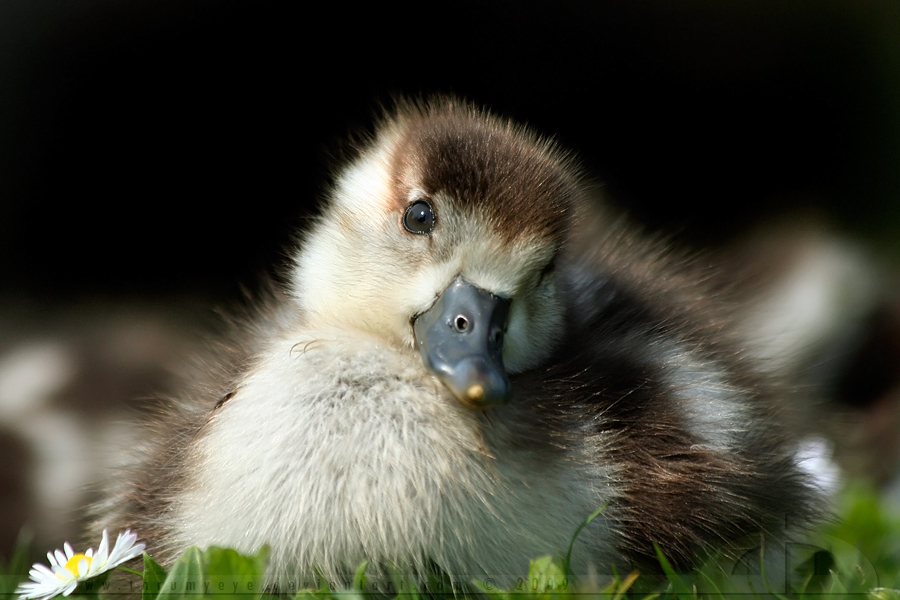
404, 200, 434, 234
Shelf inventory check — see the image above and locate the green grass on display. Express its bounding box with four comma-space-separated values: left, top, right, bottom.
3, 483, 899, 600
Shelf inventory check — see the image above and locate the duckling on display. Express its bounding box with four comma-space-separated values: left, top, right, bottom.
95, 98, 818, 588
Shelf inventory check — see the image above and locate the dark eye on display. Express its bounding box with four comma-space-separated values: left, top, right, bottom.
402, 199, 435, 235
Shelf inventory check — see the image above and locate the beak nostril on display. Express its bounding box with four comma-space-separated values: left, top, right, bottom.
454, 316, 469, 332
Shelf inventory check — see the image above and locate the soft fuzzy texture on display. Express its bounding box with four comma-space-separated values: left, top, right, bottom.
93, 98, 819, 589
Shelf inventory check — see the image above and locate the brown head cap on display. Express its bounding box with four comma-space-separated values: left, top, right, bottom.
386, 98, 580, 244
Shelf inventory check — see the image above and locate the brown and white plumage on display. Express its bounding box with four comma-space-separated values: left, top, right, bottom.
95, 98, 818, 587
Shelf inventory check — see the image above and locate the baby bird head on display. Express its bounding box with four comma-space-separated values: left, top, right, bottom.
292, 99, 580, 409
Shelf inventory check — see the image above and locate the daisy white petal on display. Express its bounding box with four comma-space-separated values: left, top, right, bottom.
50, 566, 68, 578
16, 582, 59, 600
105, 530, 145, 567
77, 558, 89, 578
30, 564, 55, 579
95, 530, 109, 565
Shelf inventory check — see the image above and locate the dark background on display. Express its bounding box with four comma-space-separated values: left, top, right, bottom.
1, 0, 899, 303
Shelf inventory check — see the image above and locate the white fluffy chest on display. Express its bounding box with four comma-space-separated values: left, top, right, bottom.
171, 332, 615, 586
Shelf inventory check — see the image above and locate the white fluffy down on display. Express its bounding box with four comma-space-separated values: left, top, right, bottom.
174, 330, 614, 585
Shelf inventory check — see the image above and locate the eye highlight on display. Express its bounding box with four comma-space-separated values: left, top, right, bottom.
402, 199, 436, 235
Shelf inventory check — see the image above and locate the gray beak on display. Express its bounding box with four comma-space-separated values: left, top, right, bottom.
413, 277, 512, 410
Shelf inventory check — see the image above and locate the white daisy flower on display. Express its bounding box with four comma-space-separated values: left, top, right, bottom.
16, 530, 146, 600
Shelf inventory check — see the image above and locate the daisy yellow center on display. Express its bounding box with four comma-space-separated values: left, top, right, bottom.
60, 553, 91, 578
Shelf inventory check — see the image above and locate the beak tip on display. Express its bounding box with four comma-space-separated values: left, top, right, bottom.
466, 384, 485, 402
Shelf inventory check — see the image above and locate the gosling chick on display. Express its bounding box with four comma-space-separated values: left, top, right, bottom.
95, 98, 818, 588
